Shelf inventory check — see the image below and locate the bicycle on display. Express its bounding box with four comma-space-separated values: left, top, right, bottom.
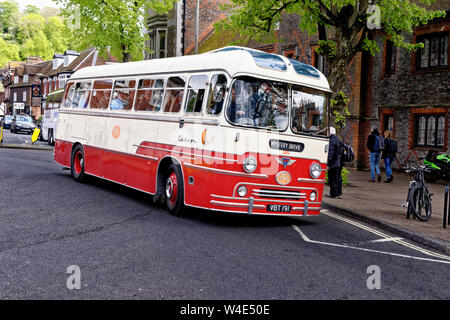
403, 164, 433, 221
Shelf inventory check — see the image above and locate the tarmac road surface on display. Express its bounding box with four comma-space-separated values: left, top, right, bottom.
0, 148, 449, 299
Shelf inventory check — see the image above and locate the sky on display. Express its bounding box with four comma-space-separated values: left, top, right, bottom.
17, 0, 60, 11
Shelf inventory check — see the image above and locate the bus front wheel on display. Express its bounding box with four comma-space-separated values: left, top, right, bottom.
71, 145, 86, 182
165, 163, 185, 216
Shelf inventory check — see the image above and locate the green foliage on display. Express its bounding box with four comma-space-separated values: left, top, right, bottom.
218, 0, 445, 130
325, 168, 350, 187
24, 5, 40, 14
0, 36, 19, 66
0, 2, 74, 63
56, 0, 177, 62
0, 0, 19, 33
330, 91, 350, 130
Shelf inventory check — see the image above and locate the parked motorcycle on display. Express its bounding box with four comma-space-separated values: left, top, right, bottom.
423, 150, 450, 183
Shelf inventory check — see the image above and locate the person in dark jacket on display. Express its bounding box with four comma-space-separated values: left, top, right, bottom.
367, 127, 383, 182
327, 127, 343, 198
382, 130, 396, 183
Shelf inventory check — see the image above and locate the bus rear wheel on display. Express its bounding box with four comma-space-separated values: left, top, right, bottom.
71, 145, 86, 182
48, 129, 55, 146
165, 163, 185, 216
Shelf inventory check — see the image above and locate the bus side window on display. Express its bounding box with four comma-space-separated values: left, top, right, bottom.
164, 76, 186, 113
136, 79, 164, 112
110, 79, 136, 111
71, 81, 92, 108
91, 80, 113, 109
185, 75, 208, 113
206, 74, 228, 115
63, 82, 75, 108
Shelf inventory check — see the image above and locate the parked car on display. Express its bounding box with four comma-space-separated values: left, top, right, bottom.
2, 115, 13, 129
10, 115, 36, 134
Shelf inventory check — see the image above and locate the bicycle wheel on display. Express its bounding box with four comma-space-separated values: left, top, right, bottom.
409, 185, 432, 221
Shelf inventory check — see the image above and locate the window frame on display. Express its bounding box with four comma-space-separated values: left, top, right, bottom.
184, 74, 209, 115
416, 32, 449, 70
134, 77, 165, 113
109, 78, 138, 111
414, 113, 446, 148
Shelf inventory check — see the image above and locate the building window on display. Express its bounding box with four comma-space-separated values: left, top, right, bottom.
384, 114, 394, 133
13, 92, 17, 101
149, 28, 167, 59
22, 91, 26, 102
416, 33, 448, 69
415, 114, 446, 147
14, 76, 18, 84
314, 52, 329, 76
23, 74, 29, 83
385, 41, 397, 74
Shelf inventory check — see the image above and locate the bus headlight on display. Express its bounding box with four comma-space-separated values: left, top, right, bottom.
310, 191, 317, 202
243, 156, 257, 173
309, 163, 322, 179
237, 185, 247, 197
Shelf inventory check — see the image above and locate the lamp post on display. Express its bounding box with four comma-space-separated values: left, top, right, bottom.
195, 0, 199, 54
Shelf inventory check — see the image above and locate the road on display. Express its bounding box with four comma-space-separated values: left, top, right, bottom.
0, 148, 449, 300
1, 129, 50, 147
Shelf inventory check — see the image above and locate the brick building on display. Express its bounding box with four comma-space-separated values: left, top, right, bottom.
146, 1, 449, 169
2, 48, 109, 120
364, 10, 450, 169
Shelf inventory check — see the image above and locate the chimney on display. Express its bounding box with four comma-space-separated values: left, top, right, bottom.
26, 56, 43, 65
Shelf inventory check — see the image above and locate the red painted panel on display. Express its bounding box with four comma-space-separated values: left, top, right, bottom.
54, 139, 72, 168
103, 150, 125, 183
125, 155, 156, 194
84, 146, 103, 177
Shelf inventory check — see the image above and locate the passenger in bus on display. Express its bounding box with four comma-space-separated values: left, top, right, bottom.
208, 85, 226, 115
136, 90, 152, 110
77, 90, 90, 108
110, 90, 130, 110
98, 91, 111, 109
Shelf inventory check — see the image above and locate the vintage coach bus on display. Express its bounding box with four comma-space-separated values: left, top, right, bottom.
55, 46, 332, 217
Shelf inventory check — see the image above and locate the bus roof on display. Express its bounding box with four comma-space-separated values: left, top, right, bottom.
69, 46, 331, 92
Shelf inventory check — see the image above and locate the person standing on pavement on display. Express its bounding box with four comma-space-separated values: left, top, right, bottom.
382, 130, 397, 183
367, 127, 383, 182
327, 127, 343, 199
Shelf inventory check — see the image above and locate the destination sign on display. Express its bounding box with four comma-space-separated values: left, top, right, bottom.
269, 139, 305, 153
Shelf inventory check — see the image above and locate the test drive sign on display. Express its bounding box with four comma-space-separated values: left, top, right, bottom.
269, 139, 305, 153
32, 84, 41, 97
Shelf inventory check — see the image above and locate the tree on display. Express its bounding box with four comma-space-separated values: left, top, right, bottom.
218, 0, 446, 129
16, 13, 73, 60
0, 0, 19, 34
24, 4, 40, 14
0, 37, 19, 66
56, 0, 177, 62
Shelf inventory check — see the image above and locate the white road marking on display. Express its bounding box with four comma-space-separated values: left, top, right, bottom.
320, 209, 450, 261
291, 224, 450, 265
360, 237, 404, 244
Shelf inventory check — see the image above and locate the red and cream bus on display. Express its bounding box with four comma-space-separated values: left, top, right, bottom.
55, 46, 331, 217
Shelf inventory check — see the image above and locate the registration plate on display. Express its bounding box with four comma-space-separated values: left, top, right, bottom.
266, 204, 292, 212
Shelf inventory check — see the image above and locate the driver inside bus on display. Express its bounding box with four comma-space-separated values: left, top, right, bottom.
251, 82, 273, 126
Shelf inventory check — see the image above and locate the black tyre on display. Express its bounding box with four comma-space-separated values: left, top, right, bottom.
164, 163, 185, 216
409, 185, 432, 221
71, 144, 86, 182
424, 170, 438, 183
48, 129, 54, 146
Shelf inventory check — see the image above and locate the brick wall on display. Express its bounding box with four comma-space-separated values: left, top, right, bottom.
366, 16, 450, 169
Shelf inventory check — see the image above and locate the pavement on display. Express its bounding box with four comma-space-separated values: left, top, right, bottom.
0, 129, 53, 151
323, 168, 450, 254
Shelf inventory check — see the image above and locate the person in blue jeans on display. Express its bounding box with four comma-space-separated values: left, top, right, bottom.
367, 127, 383, 182
382, 130, 396, 183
